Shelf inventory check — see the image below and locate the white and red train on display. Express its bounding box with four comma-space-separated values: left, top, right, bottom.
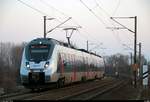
20, 38, 105, 88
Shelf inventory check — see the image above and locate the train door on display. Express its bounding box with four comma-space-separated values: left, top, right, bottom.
57, 53, 65, 76
71, 54, 76, 81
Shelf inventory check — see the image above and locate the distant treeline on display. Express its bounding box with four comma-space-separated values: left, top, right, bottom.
0, 42, 26, 90
104, 53, 147, 77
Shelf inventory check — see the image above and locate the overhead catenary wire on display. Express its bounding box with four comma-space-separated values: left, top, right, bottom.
80, 0, 108, 27
39, 0, 69, 18
39, 0, 103, 48
97, 0, 120, 17
93, 0, 119, 34
111, 29, 126, 51
39, 0, 82, 28
93, 0, 123, 38
111, 28, 134, 53
40, 0, 107, 47
94, 0, 134, 53
80, 0, 125, 54
92, 1, 119, 29
94, 0, 111, 17
17, 0, 70, 25
17, 0, 108, 54
77, 29, 104, 46
39, 0, 96, 49
93, 0, 117, 29
121, 30, 134, 44
81, 0, 125, 51
77, 30, 98, 44
39, 0, 93, 42
94, 0, 117, 27
111, 30, 125, 51
112, 0, 121, 16
93, 0, 121, 30
78, 31, 105, 51
80, 0, 121, 40
110, 16, 135, 53
39, 0, 70, 23
77, 30, 106, 53
17, 0, 49, 16
92, 2, 134, 55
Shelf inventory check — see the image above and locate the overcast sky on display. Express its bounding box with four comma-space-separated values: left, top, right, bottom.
0, 0, 150, 60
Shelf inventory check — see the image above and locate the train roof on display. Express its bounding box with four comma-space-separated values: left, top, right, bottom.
30, 38, 102, 58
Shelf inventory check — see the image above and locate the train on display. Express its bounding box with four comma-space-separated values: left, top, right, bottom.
20, 38, 105, 89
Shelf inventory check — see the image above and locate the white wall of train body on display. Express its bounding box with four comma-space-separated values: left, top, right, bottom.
50, 44, 105, 84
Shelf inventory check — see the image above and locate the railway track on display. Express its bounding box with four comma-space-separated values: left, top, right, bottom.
0, 84, 56, 101
26, 78, 117, 100
1, 77, 125, 101
0, 89, 31, 100
57, 79, 127, 100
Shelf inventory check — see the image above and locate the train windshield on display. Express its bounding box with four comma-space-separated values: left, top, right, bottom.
29, 44, 50, 62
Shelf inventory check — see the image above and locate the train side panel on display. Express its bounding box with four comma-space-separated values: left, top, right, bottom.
51, 45, 105, 84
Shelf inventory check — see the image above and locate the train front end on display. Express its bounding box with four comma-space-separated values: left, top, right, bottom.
20, 38, 55, 88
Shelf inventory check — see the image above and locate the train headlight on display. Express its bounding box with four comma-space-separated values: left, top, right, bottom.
44, 61, 49, 68
26, 64, 30, 68
26, 62, 30, 69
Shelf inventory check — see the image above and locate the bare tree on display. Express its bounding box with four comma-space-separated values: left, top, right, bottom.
0, 42, 14, 89
105, 53, 130, 77
0, 42, 25, 91
10, 43, 25, 85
